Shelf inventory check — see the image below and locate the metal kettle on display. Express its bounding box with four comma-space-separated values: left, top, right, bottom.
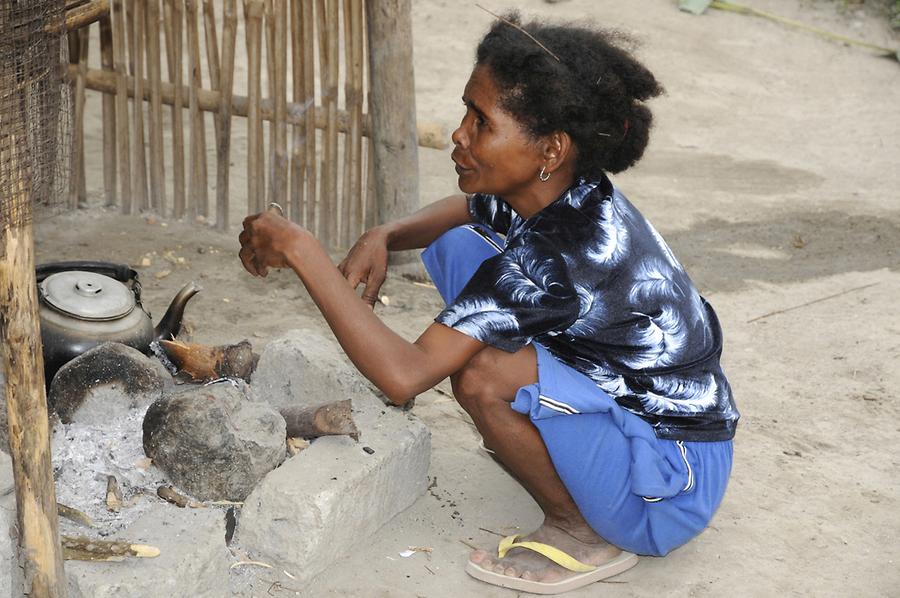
36, 261, 200, 385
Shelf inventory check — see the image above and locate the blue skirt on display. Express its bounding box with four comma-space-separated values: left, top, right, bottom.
422, 225, 733, 556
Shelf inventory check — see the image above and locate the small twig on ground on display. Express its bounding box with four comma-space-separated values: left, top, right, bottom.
57, 503, 95, 528
207, 500, 244, 507
459, 539, 479, 551
747, 282, 879, 323
424, 564, 436, 575
230, 560, 274, 570
710, 1, 899, 59
478, 527, 505, 537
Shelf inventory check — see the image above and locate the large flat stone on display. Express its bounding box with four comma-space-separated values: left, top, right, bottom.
65, 503, 231, 598
237, 391, 431, 585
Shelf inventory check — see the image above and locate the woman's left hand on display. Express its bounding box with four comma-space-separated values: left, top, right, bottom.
238, 209, 304, 277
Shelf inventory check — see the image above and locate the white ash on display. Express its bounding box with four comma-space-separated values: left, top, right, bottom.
51, 405, 185, 535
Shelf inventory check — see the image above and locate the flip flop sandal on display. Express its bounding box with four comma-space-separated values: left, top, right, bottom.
465, 534, 638, 595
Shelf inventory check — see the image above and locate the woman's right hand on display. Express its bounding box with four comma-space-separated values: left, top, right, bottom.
338, 226, 391, 308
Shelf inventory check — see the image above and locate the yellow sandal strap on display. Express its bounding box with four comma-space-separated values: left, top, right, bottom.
497, 534, 597, 573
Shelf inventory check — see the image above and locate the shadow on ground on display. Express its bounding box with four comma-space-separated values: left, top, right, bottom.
665, 209, 900, 293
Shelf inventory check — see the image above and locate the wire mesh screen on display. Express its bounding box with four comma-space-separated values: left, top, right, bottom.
0, 0, 68, 234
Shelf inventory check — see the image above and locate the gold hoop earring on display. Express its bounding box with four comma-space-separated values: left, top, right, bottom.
539, 167, 551, 182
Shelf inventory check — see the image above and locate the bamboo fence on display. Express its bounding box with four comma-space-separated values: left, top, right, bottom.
64, 0, 445, 248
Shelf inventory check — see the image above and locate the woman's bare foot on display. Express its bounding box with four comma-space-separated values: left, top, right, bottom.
469, 520, 623, 584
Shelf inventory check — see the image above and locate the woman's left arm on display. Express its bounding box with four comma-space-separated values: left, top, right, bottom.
239, 211, 483, 405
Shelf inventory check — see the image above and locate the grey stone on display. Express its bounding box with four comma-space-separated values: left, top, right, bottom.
251, 329, 373, 412
49, 343, 173, 424
0, 451, 17, 598
143, 381, 286, 501
237, 392, 430, 585
65, 502, 231, 598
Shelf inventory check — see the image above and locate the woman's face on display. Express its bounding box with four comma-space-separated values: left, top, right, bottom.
451, 65, 545, 201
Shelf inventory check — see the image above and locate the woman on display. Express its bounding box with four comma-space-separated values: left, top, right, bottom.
239, 13, 738, 595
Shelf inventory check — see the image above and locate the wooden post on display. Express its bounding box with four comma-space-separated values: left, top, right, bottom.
0, 149, 67, 597
288, 0, 305, 224
163, 0, 185, 218
202, 0, 221, 141
301, 0, 317, 229
245, 0, 264, 215
146, 0, 166, 215
99, 15, 117, 207
365, 0, 420, 269
264, 0, 276, 205
186, 0, 208, 217
340, 0, 351, 247
272, 0, 288, 210
69, 29, 89, 210
350, 0, 364, 241
111, 0, 132, 214
342, 0, 363, 246
321, 0, 339, 247
216, 0, 237, 231
131, 0, 149, 212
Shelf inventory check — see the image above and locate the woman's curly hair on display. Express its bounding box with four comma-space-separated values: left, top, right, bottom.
475, 13, 663, 176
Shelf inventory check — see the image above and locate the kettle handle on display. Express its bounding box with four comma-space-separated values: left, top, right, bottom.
36, 261, 143, 304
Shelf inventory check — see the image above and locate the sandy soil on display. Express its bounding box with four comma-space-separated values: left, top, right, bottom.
33, 0, 899, 596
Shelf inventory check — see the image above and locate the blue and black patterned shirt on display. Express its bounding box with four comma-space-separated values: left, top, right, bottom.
435, 176, 738, 441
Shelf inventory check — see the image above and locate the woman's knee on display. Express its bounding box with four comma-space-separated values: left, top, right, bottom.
451, 350, 505, 413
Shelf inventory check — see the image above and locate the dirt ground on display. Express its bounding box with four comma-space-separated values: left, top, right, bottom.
33, 0, 899, 596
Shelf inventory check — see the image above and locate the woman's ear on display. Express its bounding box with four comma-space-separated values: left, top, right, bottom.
542, 131, 575, 175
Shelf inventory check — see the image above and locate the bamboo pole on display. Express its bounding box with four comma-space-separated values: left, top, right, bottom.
288, 0, 304, 224
245, 0, 265, 214
264, 0, 277, 205
0, 149, 67, 596
54, 0, 110, 33
186, 0, 209, 217
131, 0, 148, 212
273, 0, 288, 210
340, 0, 363, 246
348, 0, 363, 242
66, 64, 449, 150
216, 0, 237, 231
363, 6, 375, 231
202, 0, 221, 141
340, 0, 351, 247
111, 0, 132, 213
69, 29, 89, 210
302, 0, 317, 230
99, 15, 117, 207
321, 0, 339, 246
146, 0, 166, 215
366, 0, 419, 269
163, 0, 185, 218
125, 0, 135, 75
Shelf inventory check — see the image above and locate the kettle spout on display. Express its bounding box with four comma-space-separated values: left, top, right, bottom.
154, 281, 202, 342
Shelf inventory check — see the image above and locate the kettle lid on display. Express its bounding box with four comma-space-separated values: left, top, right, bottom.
40, 271, 135, 321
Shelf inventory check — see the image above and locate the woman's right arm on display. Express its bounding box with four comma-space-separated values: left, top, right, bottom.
338, 194, 472, 304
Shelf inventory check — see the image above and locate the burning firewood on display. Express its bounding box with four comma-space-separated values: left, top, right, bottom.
279, 399, 359, 441
62, 535, 160, 561
154, 339, 258, 382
